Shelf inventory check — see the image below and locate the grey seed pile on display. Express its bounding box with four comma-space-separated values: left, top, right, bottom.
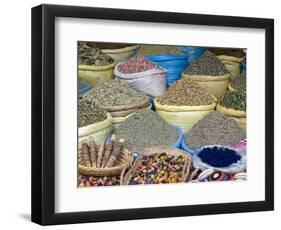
78, 98, 107, 128
78, 42, 114, 66
84, 79, 148, 106
184, 50, 229, 76
137, 45, 184, 56
231, 73, 246, 92
115, 109, 179, 153
186, 111, 246, 148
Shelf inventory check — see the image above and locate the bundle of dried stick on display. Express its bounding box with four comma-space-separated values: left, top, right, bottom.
79, 135, 125, 168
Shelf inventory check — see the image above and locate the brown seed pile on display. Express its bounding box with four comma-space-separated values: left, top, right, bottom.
84, 79, 147, 106
208, 48, 246, 58
156, 78, 215, 106
117, 56, 156, 74
78, 98, 107, 127
186, 111, 246, 148
137, 45, 184, 56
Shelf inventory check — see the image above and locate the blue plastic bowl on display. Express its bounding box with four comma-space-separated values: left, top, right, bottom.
78, 80, 92, 95
181, 133, 197, 155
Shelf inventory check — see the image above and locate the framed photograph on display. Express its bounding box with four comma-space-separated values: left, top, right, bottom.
31, 4, 274, 225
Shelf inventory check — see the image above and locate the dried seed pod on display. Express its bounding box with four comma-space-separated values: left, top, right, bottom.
81, 143, 91, 167
89, 138, 97, 167
96, 141, 105, 168
105, 138, 125, 168
102, 135, 116, 167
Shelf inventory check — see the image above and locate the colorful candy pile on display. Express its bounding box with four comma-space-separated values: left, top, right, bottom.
117, 56, 156, 73
129, 152, 185, 185
78, 175, 120, 187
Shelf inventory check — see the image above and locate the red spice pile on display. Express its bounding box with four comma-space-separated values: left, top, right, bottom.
118, 56, 156, 74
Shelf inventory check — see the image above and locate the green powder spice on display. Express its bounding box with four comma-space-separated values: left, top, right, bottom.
84, 79, 148, 107
231, 73, 246, 92
156, 78, 215, 106
78, 42, 114, 66
157, 77, 215, 106
184, 50, 229, 76
115, 109, 179, 153
137, 45, 184, 56
186, 111, 246, 149
220, 91, 246, 112
78, 98, 107, 128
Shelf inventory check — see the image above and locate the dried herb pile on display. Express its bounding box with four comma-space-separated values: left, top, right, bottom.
137, 45, 184, 56
78, 98, 107, 127
78, 42, 114, 66
115, 109, 179, 152
186, 111, 246, 149
84, 79, 147, 106
184, 50, 229, 76
156, 78, 215, 106
231, 73, 246, 92
129, 153, 185, 185
220, 91, 246, 112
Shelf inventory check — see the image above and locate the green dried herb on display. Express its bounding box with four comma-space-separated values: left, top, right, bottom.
78, 98, 107, 127
84, 79, 147, 107
78, 42, 114, 66
220, 91, 246, 112
137, 45, 184, 56
157, 78, 215, 106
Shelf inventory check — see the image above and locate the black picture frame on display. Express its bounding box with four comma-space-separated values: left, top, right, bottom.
31, 4, 274, 225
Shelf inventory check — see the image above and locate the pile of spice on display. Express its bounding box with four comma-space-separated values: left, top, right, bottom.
78, 175, 120, 187
156, 78, 215, 106
137, 45, 184, 56
84, 79, 148, 106
129, 152, 185, 185
208, 48, 246, 58
115, 109, 179, 152
78, 98, 107, 128
78, 42, 114, 66
186, 111, 246, 149
231, 73, 246, 92
79, 137, 125, 168
198, 146, 241, 167
184, 50, 229, 76
219, 91, 246, 112
117, 56, 156, 73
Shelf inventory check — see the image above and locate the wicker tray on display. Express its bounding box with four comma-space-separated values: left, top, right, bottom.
121, 146, 192, 185
78, 146, 133, 177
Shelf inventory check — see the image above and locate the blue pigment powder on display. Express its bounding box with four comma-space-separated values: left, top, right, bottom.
198, 146, 241, 167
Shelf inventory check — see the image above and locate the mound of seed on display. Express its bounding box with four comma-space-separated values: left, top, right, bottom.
231, 73, 246, 92
220, 91, 246, 112
137, 45, 184, 56
84, 79, 147, 106
184, 50, 229, 76
115, 109, 179, 153
117, 56, 156, 74
157, 78, 215, 106
186, 111, 246, 148
78, 98, 107, 127
78, 42, 114, 66
208, 48, 246, 58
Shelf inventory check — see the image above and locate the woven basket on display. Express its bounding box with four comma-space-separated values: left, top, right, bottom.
228, 82, 236, 92
216, 103, 246, 118
121, 146, 192, 185
154, 96, 217, 132
78, 146, 133, 177
182, 73, 231, 99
